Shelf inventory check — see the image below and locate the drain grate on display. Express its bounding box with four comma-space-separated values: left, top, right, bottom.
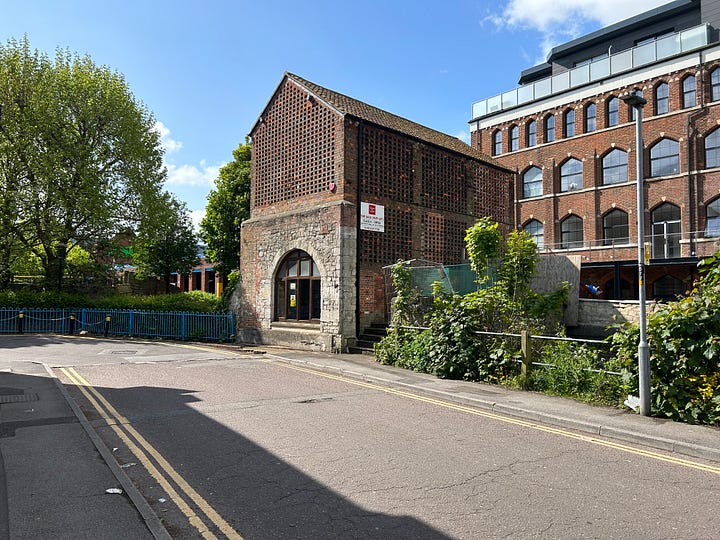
0, 393, 39, 404
111, 350, 138, 355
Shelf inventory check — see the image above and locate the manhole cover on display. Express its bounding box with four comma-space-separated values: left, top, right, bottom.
0, 393, 39, 404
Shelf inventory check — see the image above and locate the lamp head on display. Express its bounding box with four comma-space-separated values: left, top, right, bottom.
621, 89, 647, 107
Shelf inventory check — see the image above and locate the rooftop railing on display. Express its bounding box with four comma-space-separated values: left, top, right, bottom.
471, 24, 711, 120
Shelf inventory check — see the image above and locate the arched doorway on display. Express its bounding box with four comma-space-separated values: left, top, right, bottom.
275, 250, 321, 322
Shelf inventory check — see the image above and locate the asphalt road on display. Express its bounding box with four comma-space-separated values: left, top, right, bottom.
5, 337, 720, 539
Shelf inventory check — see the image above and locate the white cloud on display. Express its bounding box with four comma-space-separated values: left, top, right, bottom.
154, 121, 183, 154
155, 122, 222, 187
489, 0, 672, 61
165, 161, 221, 187
455, 130, 471, 144
190, 209, 206, 233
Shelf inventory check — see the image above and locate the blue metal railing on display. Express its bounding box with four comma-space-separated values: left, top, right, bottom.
0, 307, 235, 342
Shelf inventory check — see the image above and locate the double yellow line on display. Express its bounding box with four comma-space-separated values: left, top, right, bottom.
60, 367, 242, 540
273, 358, 720, 476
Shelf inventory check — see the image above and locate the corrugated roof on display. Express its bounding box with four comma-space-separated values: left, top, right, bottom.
284, 72, 498, 164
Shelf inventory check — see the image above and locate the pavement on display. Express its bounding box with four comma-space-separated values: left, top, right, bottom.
1, 336, 719, 539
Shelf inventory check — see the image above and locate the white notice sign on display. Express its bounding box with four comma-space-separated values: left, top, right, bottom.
360, 202, 385, 232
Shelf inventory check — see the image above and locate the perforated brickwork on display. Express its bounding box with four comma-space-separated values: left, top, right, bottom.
361, 206, 412, 263
421, 149, 466, 213
361, 127, 413, 202
472, 164, 512, 227
253, 82, 337, 206
422, 214, 468, 264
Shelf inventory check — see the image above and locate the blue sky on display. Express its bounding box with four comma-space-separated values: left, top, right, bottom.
1, 0, 669, 228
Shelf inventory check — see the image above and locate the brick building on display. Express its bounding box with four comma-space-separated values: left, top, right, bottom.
471, 0, 720, 301
238, 73, 513, 351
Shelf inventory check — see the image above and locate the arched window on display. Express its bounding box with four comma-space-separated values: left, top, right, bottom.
650, 138, 680, 177
561, 215, 583, 249
655, 82, 669, 115
585, 103, 596, 132
682, 75, 696, 108
275, 250, 321, 322
522, 166, 542, 198
651, 203, 681, 259
564, 109, 575, 137
711, 68, 720, 102
560, 158, 582, 191
603, 209, 629, 245
602, 149, 628, 185
607, 96, 619, 127
510, 125, 519, 151
527, 120, 537, 147
492, 130, 502, 156
523, 219, 544, 249
653, 275, 685, 302
544, 114, 555, 143
705, 198, 720, 237
705, 128, 720, 169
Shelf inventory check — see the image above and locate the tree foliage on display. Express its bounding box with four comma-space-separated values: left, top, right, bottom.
199, 139, 251, 276
0, 36, 166, 288
132, 194, 199, 293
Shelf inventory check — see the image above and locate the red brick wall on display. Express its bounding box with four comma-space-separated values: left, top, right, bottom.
248, 77, 514, 331
250, 78, 346, 215
475, 64, 720, 254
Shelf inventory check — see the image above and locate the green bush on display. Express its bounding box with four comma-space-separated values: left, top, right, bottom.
376, 219, 568, 386
528, 341, 628, 406
610, 251, 720, 424
0, 290, 223, 313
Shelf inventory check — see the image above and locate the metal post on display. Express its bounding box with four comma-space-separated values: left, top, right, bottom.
623, 90, 651, 416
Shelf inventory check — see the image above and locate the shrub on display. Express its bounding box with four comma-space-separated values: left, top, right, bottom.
528, 340, 628, 406
610, 251, 720, 424
0, 290, 223, 313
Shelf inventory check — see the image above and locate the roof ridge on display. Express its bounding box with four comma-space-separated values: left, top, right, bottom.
285, 72, 498, 164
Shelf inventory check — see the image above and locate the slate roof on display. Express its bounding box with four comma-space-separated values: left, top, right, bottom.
258, 72, 498, 165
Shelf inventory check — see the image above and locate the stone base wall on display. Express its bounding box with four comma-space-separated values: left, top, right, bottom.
237, 201, 357, 352
572, 298, 663, 338
531, 254, 582, 326
237, 323, 347, 352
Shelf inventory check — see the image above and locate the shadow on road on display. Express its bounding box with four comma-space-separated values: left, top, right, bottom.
63, 377, 452, 539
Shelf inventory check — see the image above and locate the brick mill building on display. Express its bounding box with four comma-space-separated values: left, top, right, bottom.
471, 0, 720, 301
238, 73, 513, 351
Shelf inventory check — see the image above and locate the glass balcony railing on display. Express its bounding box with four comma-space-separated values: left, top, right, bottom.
471, 24, 711, 120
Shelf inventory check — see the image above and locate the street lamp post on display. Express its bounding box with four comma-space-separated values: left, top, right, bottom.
621, 89, 651, 417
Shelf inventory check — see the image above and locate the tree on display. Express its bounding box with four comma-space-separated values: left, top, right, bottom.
132, 194, 199, 293
0, 36, 166, 289
199, 139, 251, 277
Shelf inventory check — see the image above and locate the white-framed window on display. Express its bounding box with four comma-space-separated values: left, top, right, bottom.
523, 219, 544, 249
560, 158, 582, 191
602, 149, 628, 185
561, 215, 583, 249
522, 166, 542, 198
650, 138, 680, 177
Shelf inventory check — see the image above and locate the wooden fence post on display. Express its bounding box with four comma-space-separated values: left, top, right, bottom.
521, 330, 532, 388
